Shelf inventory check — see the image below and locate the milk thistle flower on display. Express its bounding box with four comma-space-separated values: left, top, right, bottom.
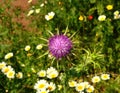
48, 34, 72, 58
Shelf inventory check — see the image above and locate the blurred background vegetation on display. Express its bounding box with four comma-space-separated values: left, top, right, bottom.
0, 0, 120, 93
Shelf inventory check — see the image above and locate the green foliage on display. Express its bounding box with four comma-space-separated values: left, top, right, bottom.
0, 0, 120, 93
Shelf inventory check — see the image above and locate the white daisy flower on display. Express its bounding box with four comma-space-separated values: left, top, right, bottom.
36, 89, 49, 93
83, 81, 90, 89
16, 72, 23, 79
2, 66, 13, 74
6, 70, 15, 79
47, 82, 56, 91
27, 10, 34, 16
68, 80, 77, 87
114, 10, 119, 15
86, 85, 94, 93
45, 12, 55, 21
35, 9, 40, 14
98, 15, 106, 21
40, 3, 44, 7
25, 45, 31, 51
101, 74, 110, 80
48, 54, 53, 59
0, 62, 6, 69
114, 14, 120, 19
46, 67, 59, 79
34, 79, 48, 91
92, 76, 100, 83
4, 52, 13, 60
36, 44, 43, 50
75, 82, 85, 92
37, 70, 46, 77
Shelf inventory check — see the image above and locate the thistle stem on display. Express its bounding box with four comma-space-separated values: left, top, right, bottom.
37, 51, 49, 59
40, 38, 48, 42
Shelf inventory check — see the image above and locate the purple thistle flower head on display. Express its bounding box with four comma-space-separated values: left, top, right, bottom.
48, 34, 72, 58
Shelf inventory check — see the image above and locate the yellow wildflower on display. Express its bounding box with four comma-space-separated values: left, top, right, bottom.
27, 53, 32, 57
48, 82, 56, 91
106, 5, 113, 10
79, 15, 84, 21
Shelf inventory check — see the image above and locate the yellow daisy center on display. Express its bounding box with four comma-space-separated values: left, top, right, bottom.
4, 68, 9, 73
87, 88, 92, 92
8, 72, 14, 76
38, 84, 45, 89
77, 86, 83, 91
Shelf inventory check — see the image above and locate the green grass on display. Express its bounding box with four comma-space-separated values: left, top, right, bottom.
0, 0, 120, 93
